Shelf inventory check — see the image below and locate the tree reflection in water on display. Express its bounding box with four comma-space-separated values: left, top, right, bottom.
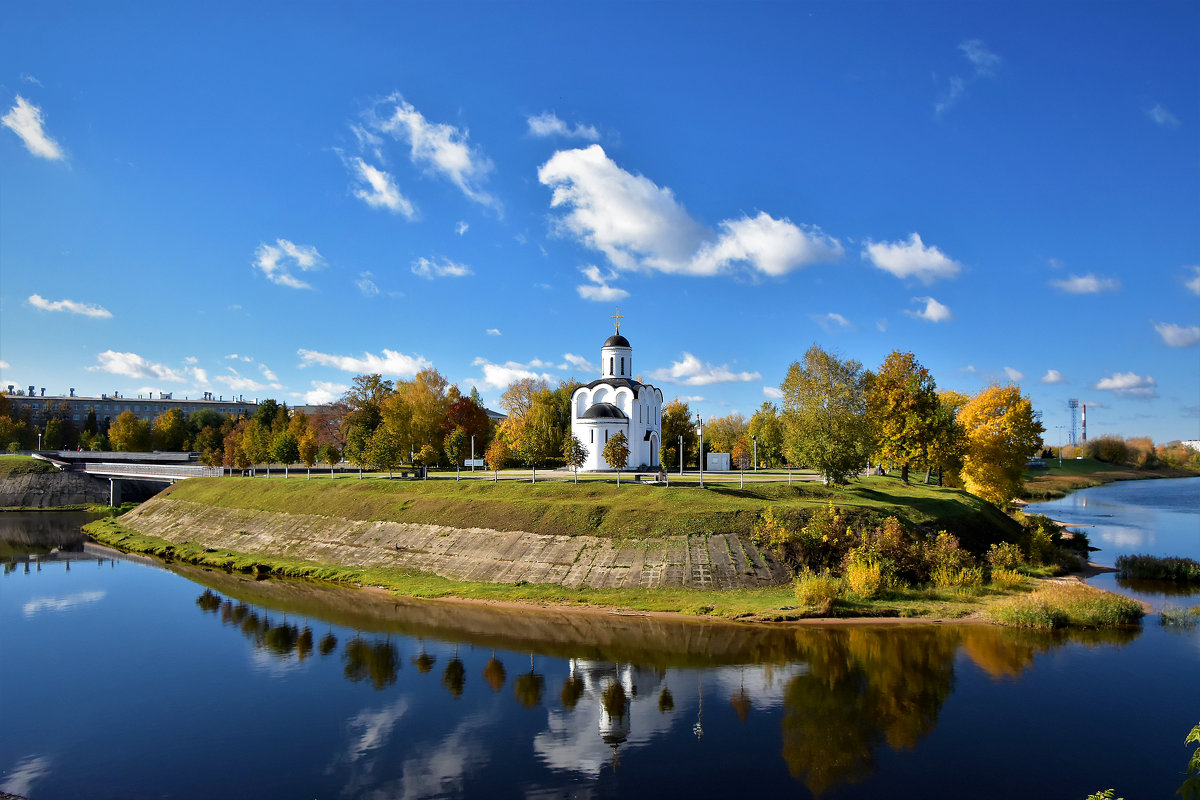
483, 652, 507, 692
343, 635, 400, 690
442, 645, 466, 699
514, 654, 545, 708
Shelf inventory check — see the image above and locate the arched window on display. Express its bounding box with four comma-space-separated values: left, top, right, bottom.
610, 357, 614, 375
620, 357, 624, 375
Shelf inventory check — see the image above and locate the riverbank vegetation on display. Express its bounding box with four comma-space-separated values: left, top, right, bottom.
984, 582, 1144, 629
1115, 554, 1200, 584
1021, 455, 1195, 500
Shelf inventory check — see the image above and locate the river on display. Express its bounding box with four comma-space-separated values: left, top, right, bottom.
1, 478, 1197, 799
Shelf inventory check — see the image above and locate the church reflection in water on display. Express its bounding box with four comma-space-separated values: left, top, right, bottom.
191, 585, 1141, 795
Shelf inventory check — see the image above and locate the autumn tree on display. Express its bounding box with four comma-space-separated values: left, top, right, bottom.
748, 402, 784, 467
443, 394, 491, 453
369, 426, 404, 477
242, 419, 272, 474
957, 384, 1044, 506
706, 412, 748, 455
562, 434, 587, 483
298, 431, 319, 476
865, 351, 940, 483
271, 428, 300, 478
108, 410, 152, 452
399, 368, 452, 461
602, 430, 630, 484
780, 344, 871, 485
318, 443, 341, 478
444, 426, 469, 477
485, 437, 509, 481
499, 377, 550, 419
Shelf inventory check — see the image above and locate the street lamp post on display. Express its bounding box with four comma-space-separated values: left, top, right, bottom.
470, 434, 476, 472
37, 431, 42, 451
678, 434, 683, 477
752, 435, 757, 473
1055, 425, 1064, 466
695, 414, 704, 488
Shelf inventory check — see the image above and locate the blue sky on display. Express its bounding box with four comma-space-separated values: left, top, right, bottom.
2, 1, 1197, 444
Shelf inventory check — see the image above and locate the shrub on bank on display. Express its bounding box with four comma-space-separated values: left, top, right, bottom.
986, 583, 1144, 629
794, 570, 843, 614
1115, 554, 1200, 584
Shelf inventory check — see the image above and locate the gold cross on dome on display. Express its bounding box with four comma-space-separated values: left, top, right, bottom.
611, 307, 624, 333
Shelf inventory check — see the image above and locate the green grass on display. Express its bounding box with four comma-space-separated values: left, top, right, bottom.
157, 472, 1018, 551
1022, 457, 1193, 500
1160, 606, 1200, 630
0, 454, 56, 478
985, 582, 1145, 629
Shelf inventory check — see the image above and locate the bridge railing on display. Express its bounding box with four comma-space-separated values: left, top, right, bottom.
73, 463, 223, 479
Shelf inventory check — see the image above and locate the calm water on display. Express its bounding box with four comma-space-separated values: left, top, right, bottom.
1027, 475, 1200, 607
2, 485, 1198, 800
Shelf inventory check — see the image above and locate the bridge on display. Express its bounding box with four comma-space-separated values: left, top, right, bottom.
33, 452, 221, 506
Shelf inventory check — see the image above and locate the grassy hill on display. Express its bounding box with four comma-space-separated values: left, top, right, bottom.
159, 473, 1019, 552
1022, 457, 1195, 500
0, 454, 56, 478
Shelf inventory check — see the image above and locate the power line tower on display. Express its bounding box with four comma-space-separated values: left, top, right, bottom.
1068, 399, 1080, 446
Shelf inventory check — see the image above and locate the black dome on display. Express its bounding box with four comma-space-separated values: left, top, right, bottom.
603, 334, 631, 348
580, 402, 627, 420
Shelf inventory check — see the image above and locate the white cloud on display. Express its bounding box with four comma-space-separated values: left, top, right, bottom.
1185, 266, 1200, 296
253, 239, 325, 289
863, 233, 962, 283
527, 112, 600, 141
0, 754, 51, 798
1147, 103, 1180, 128
20, 73, 43, 86
1154, 322, 1200, 348
691, 212, 843, 277
297, 348, 432, 378
190, 367, 209, 384
28, 294, 112, 319
349, 157, 415, 217
1093, 372, 1158, 399
577, 264, 629, 302
1050, 273, 1120, 294
763, 386, 784, 400
369, 93, 498, 210
1003, 367, 1025, 382
471, 357, 554, 391
455, 220, 469, 236
89, 351, 185, 382
23, 590, 105, 616
935, 76, 966, 118
561, 353, 596, 373
647, 353, 762, 386
216, 368, 270, 393
486, 328, 501, 336
355, 272, 380, 296
2, 96, 65, 160
226, 354, 254, 362
184, 356, 198, 365
0, 360, 10, 369
259, 364, 279, 382
812, 312, 852, 333
680, 395, 706, 403
905, 297, 954, 323
302, 380, 348, 405
412, 257, 472, 279
960, 39, 1001, 76
539, 145, 839, 278
1041, 369, 1068, 384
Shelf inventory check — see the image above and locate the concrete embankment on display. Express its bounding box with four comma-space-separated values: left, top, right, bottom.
0, 471, 111, 508
116, 496, 792, 590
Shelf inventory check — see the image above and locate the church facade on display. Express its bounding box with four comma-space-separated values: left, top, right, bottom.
570, 324, 664, 471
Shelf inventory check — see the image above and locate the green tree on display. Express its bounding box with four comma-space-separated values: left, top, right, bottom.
602, 430, 630, 485
661, 399, 696, 468
748, 402, 784, 467
780, 344, 872, 485
343, 424, 372, 478
152, 408, 189, 452
866, 351, 941, 483
957, 384, 1044, 506
562, 433, 587, 483
271, 429, 300, 478
108, 410, 152, 452
318, 442, 340, 478
254, 399, 281, 432
242, 419, 272, 474
444, 426, 469, 477
83, 407, 98, 436
369, 426, 404, 477
706, 412, 748, 455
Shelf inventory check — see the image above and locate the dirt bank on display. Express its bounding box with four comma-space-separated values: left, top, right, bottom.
0, 470, 111, 508
116, 495, 793, 590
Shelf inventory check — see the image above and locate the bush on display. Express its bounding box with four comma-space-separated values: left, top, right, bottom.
1019, 514, 1060, 565
989, 568, 1025, 590
794, 570, 843, 614
844, 555, 885, 599
933, 565, 985, 589
753, 503, 854, 574
1160, 606, 1200, 630
987, 542, 1024, 571
1116, 554, 1200, 584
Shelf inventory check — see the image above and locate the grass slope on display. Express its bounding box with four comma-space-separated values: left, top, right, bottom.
157, 473, 1018, 550
0, 454, 56, 478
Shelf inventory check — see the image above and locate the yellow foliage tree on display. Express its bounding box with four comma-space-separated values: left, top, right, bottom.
957, 384, 1044, 506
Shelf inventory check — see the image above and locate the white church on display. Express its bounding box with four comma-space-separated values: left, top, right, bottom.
570, 315, 664, 471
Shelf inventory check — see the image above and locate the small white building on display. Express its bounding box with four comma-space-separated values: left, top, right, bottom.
570, 325, 663, 470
